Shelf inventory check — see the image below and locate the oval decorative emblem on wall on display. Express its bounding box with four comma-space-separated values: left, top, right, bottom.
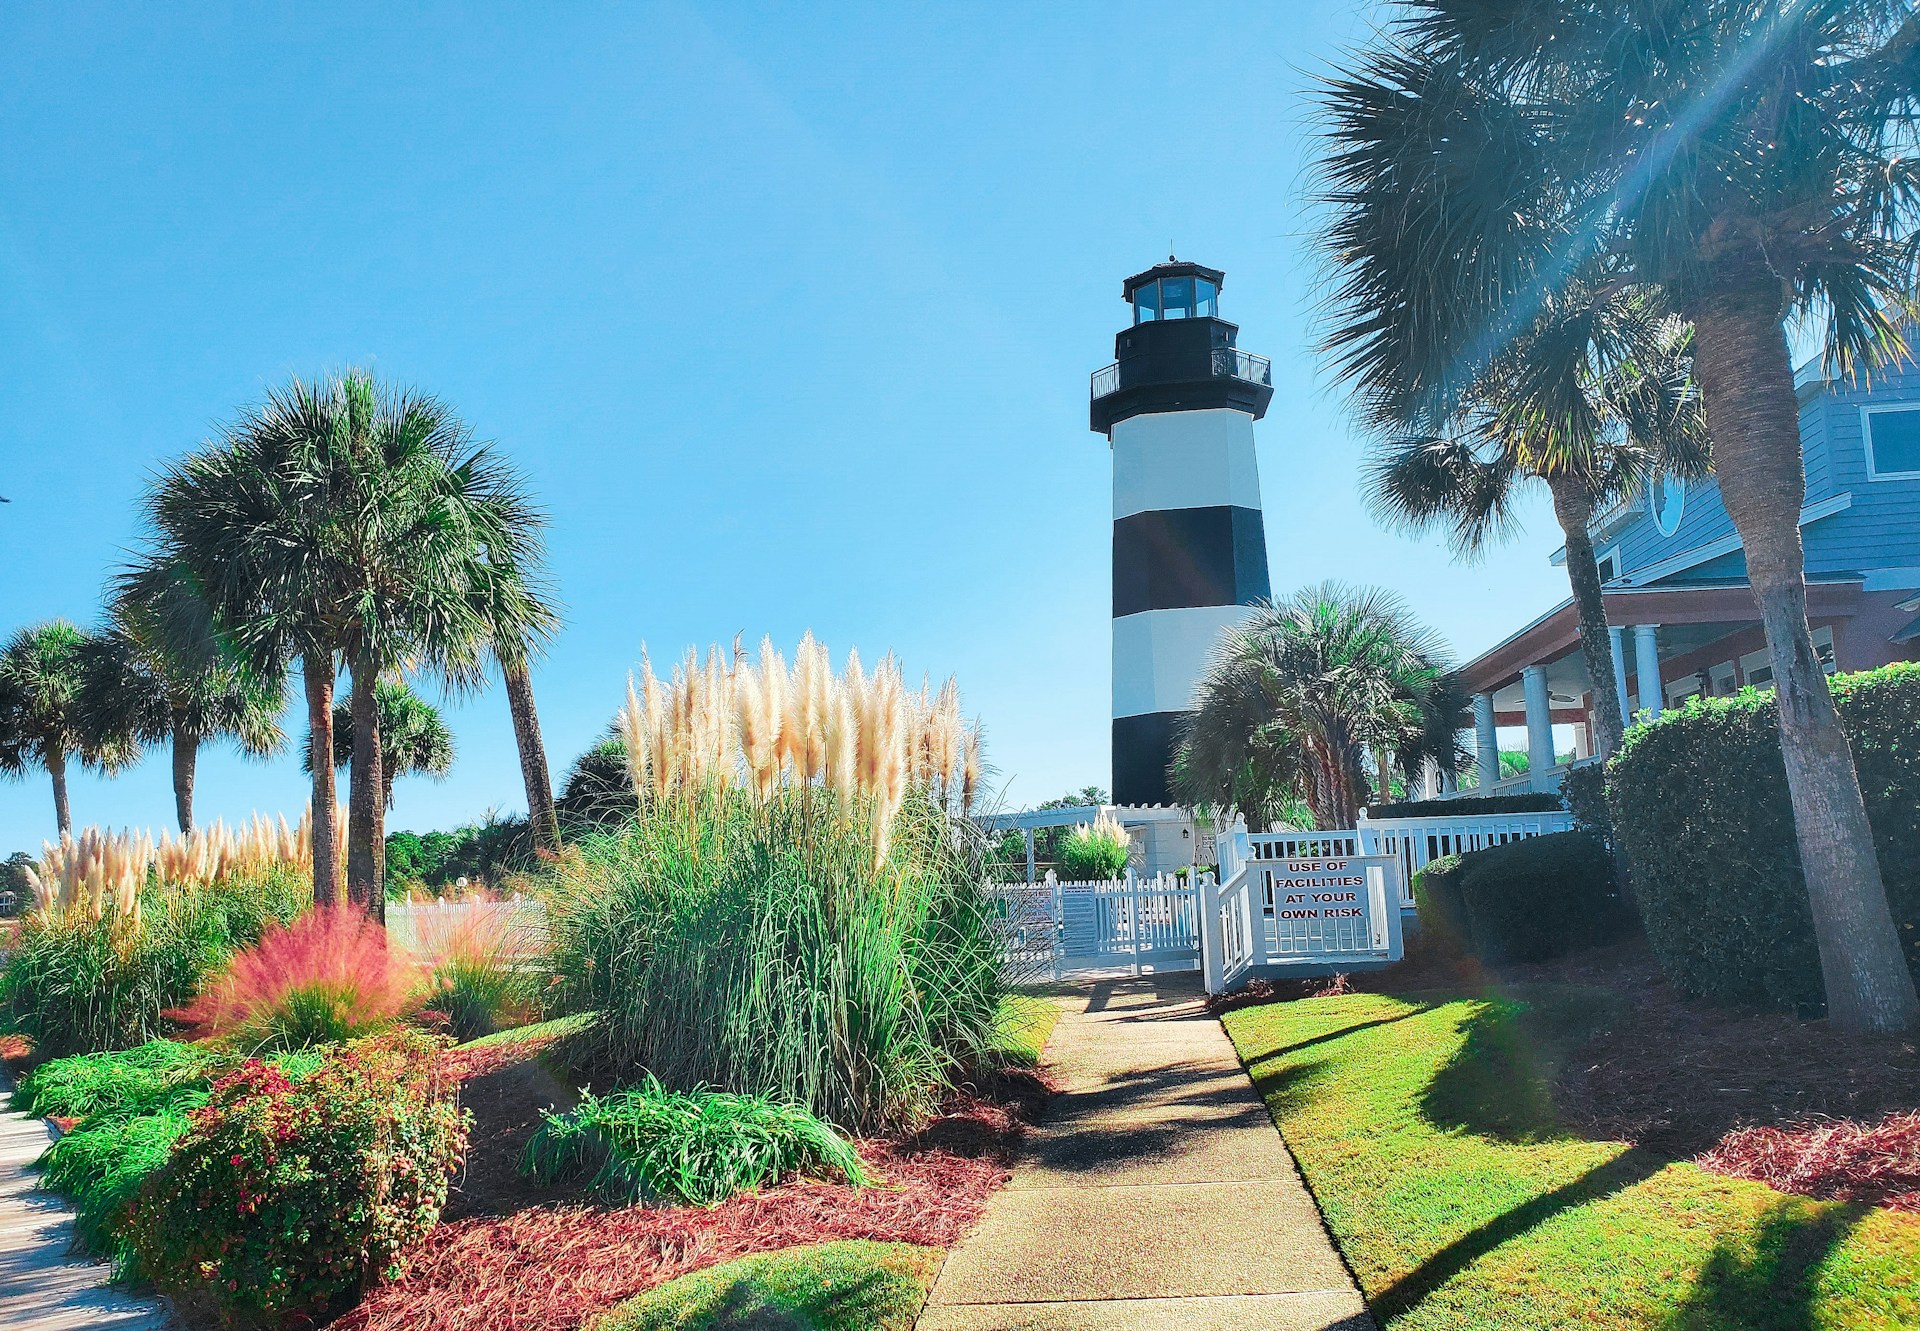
1649, 472, 1686, 536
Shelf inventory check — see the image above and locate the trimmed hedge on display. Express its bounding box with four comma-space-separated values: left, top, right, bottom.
1366, 791, 1565, 819
1412, 832, 1626, 964
1606, 663, 1920, 1013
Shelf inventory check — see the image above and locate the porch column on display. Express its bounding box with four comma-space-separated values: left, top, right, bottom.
1472, 693, 1498, 795
1633, 624, 1663, 719
1522, 664, 1555, 791
1608, 625, 1630, 722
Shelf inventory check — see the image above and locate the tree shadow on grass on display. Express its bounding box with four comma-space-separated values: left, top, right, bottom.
1371, 1147, 1668, 1322
642, 1263, 916, 1330
1419, 993, 1625, 1145
1657, 1201, 1868, 1331
1241, 1006, 1430, 1076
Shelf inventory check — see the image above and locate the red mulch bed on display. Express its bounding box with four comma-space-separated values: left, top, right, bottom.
1495, 941, 1920, 1159
1699, 1112, 1920, 1212
333, 1034, 1048, 1331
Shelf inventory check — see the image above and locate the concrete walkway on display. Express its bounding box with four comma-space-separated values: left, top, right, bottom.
921, 975, 1374, 1331
0, 1077, 171, 1331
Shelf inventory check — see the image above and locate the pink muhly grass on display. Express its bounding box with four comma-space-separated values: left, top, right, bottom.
175, 904, 420, 1049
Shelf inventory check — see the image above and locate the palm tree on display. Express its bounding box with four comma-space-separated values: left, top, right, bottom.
1369, 298, 1709, 761
146, 371, 547, 919
85, 559, 285, 832
1316, 2, 1920, 1032
1174, 584, 1464, 829
485, 581, 562, 851
308, 677, 454, 810
0, 621, 129, 836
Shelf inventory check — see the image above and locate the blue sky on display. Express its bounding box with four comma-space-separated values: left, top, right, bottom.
0, 1, 1577, 850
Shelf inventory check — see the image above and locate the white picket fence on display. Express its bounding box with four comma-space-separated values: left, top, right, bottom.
385, 893, 548, 960
986, 809, 1576, 993
986, 871, 1204, 981
1357, 808, 1575, 904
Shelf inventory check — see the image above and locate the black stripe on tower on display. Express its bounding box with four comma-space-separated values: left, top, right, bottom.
1112, 712, 1184, 807
1112, 506, 1271, 618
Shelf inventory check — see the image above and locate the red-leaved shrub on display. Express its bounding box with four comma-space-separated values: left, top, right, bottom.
175, 905, 418, 1049
128, 1029, 469, 1328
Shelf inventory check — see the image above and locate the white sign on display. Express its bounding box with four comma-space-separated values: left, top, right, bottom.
1266, 858, 1370, 922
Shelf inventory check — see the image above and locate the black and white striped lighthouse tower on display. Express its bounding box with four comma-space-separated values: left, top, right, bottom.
1091, 259, 1274, 806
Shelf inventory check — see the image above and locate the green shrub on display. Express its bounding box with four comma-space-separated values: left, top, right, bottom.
24, 1043, 324, 1278
539, 789, 1001, 1132
1607, 664, 1920, 1012
1366, 791, 1565, 819
13, 1039, 213, 1119
592, 1241, 940, 1331
1055, 813, 1132, 880
128, 1030, 468, 1326
1457, 832, 1627, 963
1410, 854, 1469, 951
1414, 835, 1626, 964
525, 1077, 868, 1206
1558, 762, 1613, 845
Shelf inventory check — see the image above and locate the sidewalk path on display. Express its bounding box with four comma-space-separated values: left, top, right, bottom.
0, 1077, 171, 1331
920, 974, 1374, 1331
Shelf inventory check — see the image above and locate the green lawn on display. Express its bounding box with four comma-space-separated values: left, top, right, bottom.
989, 994, 1062, 1068
1222, 990, 1920, 1330
587, 1241, 941, 1330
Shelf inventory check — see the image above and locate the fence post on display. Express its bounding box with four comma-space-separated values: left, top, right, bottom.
1126, 868, 1140, 976
1198, 870, 1223, 994
1048, 870, 1063, 981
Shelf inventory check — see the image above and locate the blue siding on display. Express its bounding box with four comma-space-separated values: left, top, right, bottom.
1612, 357, 1920, 586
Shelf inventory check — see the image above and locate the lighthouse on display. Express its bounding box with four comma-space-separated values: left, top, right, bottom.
1091, 259, 1273, 807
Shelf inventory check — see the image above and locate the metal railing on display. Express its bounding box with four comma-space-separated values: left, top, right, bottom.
1089, 348, 1274, 400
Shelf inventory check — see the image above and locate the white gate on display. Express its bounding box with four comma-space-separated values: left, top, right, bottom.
988, 871, 1202, 979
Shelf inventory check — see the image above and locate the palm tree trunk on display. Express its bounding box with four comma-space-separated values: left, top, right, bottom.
1547, 475, 1625, 760
303, 652, 341, 907
47, 747, 71, 838
1689, 289, 1918, 1033
346, 652, 386, 923
170, 724, 198, 834
503, 658, 559, 850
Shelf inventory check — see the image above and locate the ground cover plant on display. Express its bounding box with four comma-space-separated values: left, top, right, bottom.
1608, 664, 1920, 1013
526, 1079, 869, 1206
540, 636, 998, 1132
128, 1029, 469, 1327
1223, 989, 1920, 1328
587, 1240, 941, 1331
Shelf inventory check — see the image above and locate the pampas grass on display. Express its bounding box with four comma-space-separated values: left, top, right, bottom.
29, 810, 337, 922
543, 635, 1000, 1133
620, 635, 981, 868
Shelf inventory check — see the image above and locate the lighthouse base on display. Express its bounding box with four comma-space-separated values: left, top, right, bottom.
1112, 711, 1184, 806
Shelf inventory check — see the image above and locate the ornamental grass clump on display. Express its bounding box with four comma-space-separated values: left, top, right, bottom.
1056, 811, 1132, 880
13, 1038, 214, 1120
128, 1030, 469, 1326
525, 1077, 869, 1206
541, 635, 999, 1132
0, 866, 307, 1056
174, 904, 418, 1051
417, 904, 537, 1042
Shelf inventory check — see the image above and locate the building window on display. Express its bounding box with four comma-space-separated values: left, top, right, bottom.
1864, 404, 1920, 479
1159, 276, 1194, 320
1195, 279, 1218, 317
1738, 627, 1836, 691
1648, 472, 1686, 536
1595, 547, 1621, 583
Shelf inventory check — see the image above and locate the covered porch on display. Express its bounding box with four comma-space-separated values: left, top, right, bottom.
1454, 577, 1903, 795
